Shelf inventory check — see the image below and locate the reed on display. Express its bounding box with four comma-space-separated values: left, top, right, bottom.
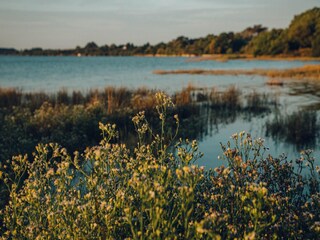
56, 88, 69, 105
208, 86, 241, 110
266, 79, 284, 86
0, 86, 279, 164
153, 65, 320, 81
173, 84, 196, 106
130, 87, 157, 111
0, 88, 22, 108
266, 110, 319, 149
71, 90, 85, 105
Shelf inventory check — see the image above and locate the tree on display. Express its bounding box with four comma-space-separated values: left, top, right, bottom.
287, 7, 320, 49
248, 29, 286, 56
312, 34, 320, 57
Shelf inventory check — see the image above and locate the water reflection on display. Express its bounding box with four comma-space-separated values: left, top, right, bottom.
266, 111, 319, 150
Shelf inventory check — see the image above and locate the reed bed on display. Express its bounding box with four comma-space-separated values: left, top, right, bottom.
266, 79, 284, 86
189, 54, 320, 62
0, 86, 278, 164
153, 65, 320, 81
266, 111, 319, 149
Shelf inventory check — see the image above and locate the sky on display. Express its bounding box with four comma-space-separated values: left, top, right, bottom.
0, 0, 319, 49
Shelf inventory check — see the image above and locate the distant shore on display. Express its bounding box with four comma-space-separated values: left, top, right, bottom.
1, 52, 319, 62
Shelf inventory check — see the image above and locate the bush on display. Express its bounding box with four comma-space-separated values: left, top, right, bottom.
0, 93, 319, 239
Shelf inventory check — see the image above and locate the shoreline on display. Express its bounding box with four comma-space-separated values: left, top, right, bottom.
1, 53, 320, 62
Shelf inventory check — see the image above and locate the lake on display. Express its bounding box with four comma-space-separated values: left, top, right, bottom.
0, 56, 319, 168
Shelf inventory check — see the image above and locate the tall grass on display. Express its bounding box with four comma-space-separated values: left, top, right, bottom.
0, 88, 22, 108
153, 65, 320, 81
0, 86, 282, 164
266, 110, 319, 149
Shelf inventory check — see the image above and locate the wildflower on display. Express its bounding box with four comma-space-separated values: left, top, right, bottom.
255, 137, 265, 146
234, 155, 242, 163
222, 168, 230, 176
84, 193, 91, 199
100, 201, 107, 209
149, 191, 155, 199
191, 140, 198, 149
176, 169, 183, 178
183, 166, 191, 174
174, 114, 179, 122
239, 131, 245, 138
231, 133, 238, 140
46, 168, 54, 178
196, 225, 206, 234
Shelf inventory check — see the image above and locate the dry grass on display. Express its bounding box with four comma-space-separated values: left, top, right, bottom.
153, 69, 249, 75
188, 54, 320, 62
266, 79, 284, 86
265, 65, 320, 80
154, 65, 320, 81
0, 87, 22, 108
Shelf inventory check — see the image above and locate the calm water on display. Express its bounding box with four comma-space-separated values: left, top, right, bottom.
0, 56, 319, 168
1, 56, 319, 92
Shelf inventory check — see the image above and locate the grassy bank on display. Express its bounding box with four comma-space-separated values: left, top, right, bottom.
0, 93, 319, 239
154, 64, 320, 81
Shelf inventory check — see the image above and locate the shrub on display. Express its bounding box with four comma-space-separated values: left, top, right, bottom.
0, 93, 319, 239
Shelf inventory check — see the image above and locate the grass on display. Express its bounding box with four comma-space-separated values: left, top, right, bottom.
189, 54, 320, 62
153, 64, 320, 81
266, 79, 284, 86
266, 110, 319, 149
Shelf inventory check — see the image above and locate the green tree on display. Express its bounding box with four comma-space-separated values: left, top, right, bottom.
214, 32, 233, 54
248, 29, 286, 56
287, 7, 320, 50
312, 34, 320, 57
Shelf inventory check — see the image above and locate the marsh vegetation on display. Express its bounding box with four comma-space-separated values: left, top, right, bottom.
154, 64, 320, 82
0, 93, 319, 239
0, 86, 279, 163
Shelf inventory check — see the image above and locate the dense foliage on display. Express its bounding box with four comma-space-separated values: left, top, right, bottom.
0, 93, 319, 239
1, 8, 319, 57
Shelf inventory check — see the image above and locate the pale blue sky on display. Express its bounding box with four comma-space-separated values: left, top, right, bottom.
0, 0, 318, 49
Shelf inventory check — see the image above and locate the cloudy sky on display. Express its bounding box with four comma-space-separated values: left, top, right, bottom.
0, 0, 318, 49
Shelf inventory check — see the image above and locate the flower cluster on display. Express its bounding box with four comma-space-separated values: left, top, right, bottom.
0, 94, 319, 239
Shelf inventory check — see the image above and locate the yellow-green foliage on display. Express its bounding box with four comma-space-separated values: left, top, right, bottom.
0, 93, 319, 239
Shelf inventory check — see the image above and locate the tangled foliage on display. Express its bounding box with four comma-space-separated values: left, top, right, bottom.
0, 92, 319, 239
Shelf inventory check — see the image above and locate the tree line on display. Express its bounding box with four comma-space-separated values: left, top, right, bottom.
1, 7, 319, 57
